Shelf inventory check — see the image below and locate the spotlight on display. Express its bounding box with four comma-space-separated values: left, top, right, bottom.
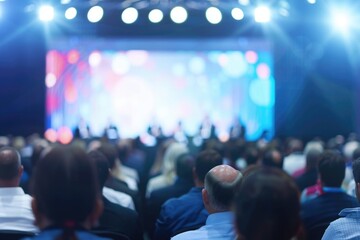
65, 7, 77, 20
38, 5, 55, 22
87, 6, 104, 23
232, 8, 244, 20
170, 6, 188, 24
307, 0, 316, 4
149, 9, 163, 23
254, 6, 271, 23
121, 7, 138, 24
238, 0, 250, 6
331, 10, 351, 34
206, 7, 222, 24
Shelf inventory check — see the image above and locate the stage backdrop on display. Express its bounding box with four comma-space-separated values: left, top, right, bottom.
45, 38, 274, 141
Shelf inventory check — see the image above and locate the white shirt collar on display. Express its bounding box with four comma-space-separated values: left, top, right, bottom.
0, 187, 25, 196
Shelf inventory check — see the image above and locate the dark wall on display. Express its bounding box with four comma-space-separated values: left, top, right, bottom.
0, 3, 46, 136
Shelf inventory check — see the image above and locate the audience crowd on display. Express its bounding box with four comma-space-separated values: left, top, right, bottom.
0, 132, 360, 239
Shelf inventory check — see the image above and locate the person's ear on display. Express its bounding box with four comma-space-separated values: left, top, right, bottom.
202, 188, 209, 206
19, 165, 24, 174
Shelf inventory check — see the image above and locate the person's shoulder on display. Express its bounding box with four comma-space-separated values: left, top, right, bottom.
171, 229, 199, 240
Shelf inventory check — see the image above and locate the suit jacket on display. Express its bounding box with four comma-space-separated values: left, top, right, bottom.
301, 190, 359, 240
145, 178, 193, 238
96, 197, 143, 240
105, 176, 141, 214
154, 187, 208, 240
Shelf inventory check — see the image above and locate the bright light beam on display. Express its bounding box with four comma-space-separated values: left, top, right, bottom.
331, 10, 351, 35
254, 6, 271, 23
38, 5, 55, 22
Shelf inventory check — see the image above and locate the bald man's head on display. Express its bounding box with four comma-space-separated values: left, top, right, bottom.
203, 165, 242, 212
0, 147, 22, 181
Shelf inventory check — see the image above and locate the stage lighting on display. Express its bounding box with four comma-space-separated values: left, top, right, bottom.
307, 0, 316, 4
254, 6, 271, 23
206, 7, 222, 24
170, 6, 188, 24
121, 7, 138, 24
38, 5, 55, 22
149, 9, 163, 23
87, 6, 103, 23
332, 10, 351, 34
65, 7, 77, 20
238, 0, 250, 6
232, 8, 244, 20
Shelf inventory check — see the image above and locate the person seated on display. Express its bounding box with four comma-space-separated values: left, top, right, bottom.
234, 167, 301, 240
301, 150, 358, 239
323, 157, 360, 239
88, 150, 143, 240
154, 149, 222, 240
23, 146, 106, 240
145, 154, 194, 237
295, 149, 322, 192
146, 142, 189, 197
262, 148, 283, 169
0, 147, 37, 232
97, 143, 140, 212
172, 165, 242, 240
98, 143, 138, 191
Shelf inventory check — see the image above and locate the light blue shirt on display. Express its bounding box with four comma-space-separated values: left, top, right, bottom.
322, 207, 360, 240
171, 211, 236, 240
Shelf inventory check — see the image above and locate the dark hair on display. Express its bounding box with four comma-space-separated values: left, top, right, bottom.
195, 150, 222, 183
263, 149, 283, 169
175, 154, 194, 182
0, 147, 21, 180
88, 150, 109, 188
32, 146, 100, 240
244, 146, 259, 166
353, 147, 360, 161
353, 158, 360, 184
97, 143, 118, 169
305, 149, 322, 170
318, 150, 345, 187
235, 167, 300, 240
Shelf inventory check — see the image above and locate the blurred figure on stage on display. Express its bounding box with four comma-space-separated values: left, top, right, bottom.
198, 115, 216, 140
104, 120, 119, 141
74, 117, 92, 140
229, 116, 246, 140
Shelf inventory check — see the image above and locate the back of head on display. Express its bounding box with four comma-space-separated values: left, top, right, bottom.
0, 146, 21, 182
305, 149, 322, 170
175, 154, 194, 182
263, 149, 283, 169
204, 165, 242, 212
244, 146, 259, 166
352, 158, 360, 184
97, 143, 118, 169
353, 147, 360, 161
287, 138, 303, 154
235, 167, 300, 240
88, 150, 109, 188
195, 149, 223, 183
162, 142, 188, 175
318, 150, 345, 187
32, 146, 99, 227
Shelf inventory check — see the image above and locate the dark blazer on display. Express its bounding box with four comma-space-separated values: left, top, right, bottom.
301, 191, 359, 240
105, 176, 141, 214
96, 197, 143, 240
145, 178, 193, 238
